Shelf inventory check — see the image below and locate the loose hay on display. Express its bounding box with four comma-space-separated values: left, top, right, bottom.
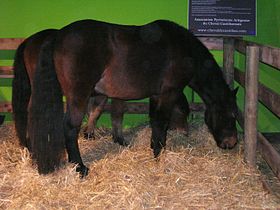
0, 122, 279, 209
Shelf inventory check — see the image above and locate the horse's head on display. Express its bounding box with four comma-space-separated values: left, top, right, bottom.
205, 88, 238, 149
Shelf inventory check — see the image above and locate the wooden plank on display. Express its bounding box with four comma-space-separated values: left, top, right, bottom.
0, 38, 24, 50
258, 132, 280, 180
198, 37, 223, 50
263, 133, 280, 153
234, 68, 245, 87
235, 39, 280, 70
0, 101, 205, 114
234, 39, 247, 55
258, 83, 280, 118
235, 69, 280, 118
0, 75, 13, 79
244, 46, 259, 167
0, 68, 14, 78
258, 45, 280, 70
223, 37, 235, 89
0, 66, 13, 71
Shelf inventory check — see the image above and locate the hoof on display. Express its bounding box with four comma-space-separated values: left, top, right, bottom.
151, 140, 164, 158
19, 137, 29, 148
218, 137, 237, 150
153, 147, 162, 158
113, 136, 129, 146
76, 164, 89, 178
83, 131, 95, 140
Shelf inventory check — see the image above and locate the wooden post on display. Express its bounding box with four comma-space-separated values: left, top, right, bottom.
223, 37, 235, 89
244, 46, 259, 167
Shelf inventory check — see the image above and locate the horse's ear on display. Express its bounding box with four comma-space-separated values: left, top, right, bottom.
232, 87, 239, 95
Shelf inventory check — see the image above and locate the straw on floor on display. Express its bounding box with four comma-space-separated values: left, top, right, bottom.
0, 120, 279, 209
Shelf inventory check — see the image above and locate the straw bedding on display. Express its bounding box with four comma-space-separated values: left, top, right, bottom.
0, 120, 279, 209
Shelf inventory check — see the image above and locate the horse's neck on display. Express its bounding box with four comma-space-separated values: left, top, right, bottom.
181, 30, 231, 107
189, 61, 229, 107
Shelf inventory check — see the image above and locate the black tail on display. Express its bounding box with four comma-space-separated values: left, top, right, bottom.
28, 36, 65, 174
12, 41, 31, 148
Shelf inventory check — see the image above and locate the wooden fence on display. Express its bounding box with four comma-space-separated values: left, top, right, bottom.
233, 38, 280, 180
0, 36, 279, 180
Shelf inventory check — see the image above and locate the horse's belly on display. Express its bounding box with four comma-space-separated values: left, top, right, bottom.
94, 68, 156, 100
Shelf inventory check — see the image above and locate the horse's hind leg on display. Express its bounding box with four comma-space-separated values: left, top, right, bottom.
111, 99, 128, 146
84, 95, 108, 139
149, 91, 179, 157
64, 103, 89, 177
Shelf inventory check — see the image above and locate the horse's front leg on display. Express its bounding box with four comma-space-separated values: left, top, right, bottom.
111, 99, 128, 146
64, 104, 89, 177
169, 92, 190, 135
149, 92, 179, 157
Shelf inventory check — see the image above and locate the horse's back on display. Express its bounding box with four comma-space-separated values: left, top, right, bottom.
54, 19, 195, 100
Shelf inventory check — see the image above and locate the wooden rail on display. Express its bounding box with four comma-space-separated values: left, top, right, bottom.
0, 38, 24, 50
235, 69, 280, 118
235, 39, 280, 71
0, 38, 24, 79
0, 68, 13, 78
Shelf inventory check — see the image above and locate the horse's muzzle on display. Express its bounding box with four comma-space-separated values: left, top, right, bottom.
219, 136, 237, 149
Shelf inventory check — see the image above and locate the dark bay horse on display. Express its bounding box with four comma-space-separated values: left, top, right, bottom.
12, 28, 189, 166
27, 19, 238, 176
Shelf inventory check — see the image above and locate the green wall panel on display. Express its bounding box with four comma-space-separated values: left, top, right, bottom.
0, 0, 188, 37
